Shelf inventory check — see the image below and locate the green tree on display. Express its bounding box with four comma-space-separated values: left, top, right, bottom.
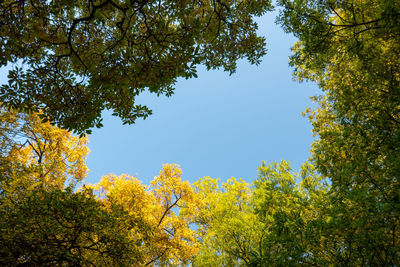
249, 161, 330, 266
0, 187, 140, 266
0, 0, 272, 134
278, 0, 400, 264
193, 161, 331, 266
193, 176, 259, 266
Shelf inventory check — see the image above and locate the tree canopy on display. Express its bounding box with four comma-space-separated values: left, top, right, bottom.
0, 108, 200, 266
1, 0, 400, 265
0, 0, 272, 134
277, 0, 400, 264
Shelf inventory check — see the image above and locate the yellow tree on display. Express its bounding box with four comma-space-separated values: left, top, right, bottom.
89, 163, 201, 266
0, 107, 89, 196
0, 109, 139, 265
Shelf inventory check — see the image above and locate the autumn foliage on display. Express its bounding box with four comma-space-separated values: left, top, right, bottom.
1, 108, 398, 265
1, 0, 400, 265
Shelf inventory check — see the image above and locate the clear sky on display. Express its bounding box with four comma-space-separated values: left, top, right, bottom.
0, 11, 321, 185
84, 12, 321, 185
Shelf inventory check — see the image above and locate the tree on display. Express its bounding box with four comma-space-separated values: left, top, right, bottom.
0, 109, 204, 265
0, 0, 272, 134
0, 187, 139, 266
193, 176, 259, 266
0, 107, 89, 206
278, 0, 400, 264
0, 109, 141, 266
249, 160, 331, 266
89, 163, 201, 266
192, 161, 331, 266
277, 0, 400, 189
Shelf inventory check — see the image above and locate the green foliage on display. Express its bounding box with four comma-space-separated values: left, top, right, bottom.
278, 0, 400, 264
0, 0, 272, 134
193, 176, 258, 266
0, 187, 139, 266
193, 158, 399, 266
193, 161, 332, 266
250, 161, 330, 266
1, 1, 400, 265
277, 0, 400, 190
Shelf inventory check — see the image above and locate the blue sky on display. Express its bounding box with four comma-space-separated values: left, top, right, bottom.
0, 11, 321, 185
84, 12, 321, 185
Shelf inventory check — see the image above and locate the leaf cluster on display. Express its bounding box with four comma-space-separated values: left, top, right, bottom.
0, 0, 272, 134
